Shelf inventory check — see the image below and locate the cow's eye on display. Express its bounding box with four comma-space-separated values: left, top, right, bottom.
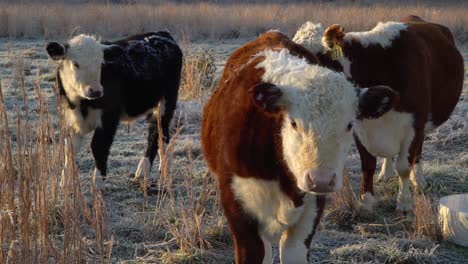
346, 122, 353, 132
72, 61, 80, 69
291, 119, 297, 130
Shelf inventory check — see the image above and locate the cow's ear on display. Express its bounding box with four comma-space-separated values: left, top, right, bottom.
103, 45, 124, 63
46, 42, 67, 60
249, 82, 284, 113
322, 24, 345, 49
357, 85, 399, 119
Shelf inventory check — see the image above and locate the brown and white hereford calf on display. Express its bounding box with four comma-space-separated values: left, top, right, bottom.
293, 16, 464, 213
201, 31, 397, 263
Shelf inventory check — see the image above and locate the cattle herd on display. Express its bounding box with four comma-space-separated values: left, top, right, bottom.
46, 15, 463, 264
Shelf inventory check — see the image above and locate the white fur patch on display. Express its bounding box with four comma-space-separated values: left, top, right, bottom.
93, 168, 105, 190
231, 176, 305, 241
60, 34, 106, 103
354, 110, 414, 158
134, 157, 151, 180
64, 106, 102, 135
61, 134, 83, 187
293, 21, 325, 54
279, 194, 317, 264
256, 49, 358, 192
262, 236, 273, 264
344, 22, 407, 48
378, 157, 395, 181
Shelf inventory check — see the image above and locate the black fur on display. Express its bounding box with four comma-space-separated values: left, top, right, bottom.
57, 31, 183, 181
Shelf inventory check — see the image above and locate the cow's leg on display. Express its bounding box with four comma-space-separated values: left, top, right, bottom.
262, 236, 273, 264
279, 195, 322, 264
395, 138, 415, 214
378, 157, 395, 182
158, 86, 179, 172
396, 124, 426, 214
134, 117, 157, 181
409, 136, 426, 192
220, 180, 265, 264
61, 133, 83, 186
90, 114, 119, 190
355, 135, 377, 210
134, 95, 178, 180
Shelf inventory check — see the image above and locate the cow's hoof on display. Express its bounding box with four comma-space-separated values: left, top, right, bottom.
359, 192, 376, 212
93, 177, 105, 191
128, 175, 160, 196
134, 157, 151, 180
396, 200, 413, 216
92, 169, 106, 191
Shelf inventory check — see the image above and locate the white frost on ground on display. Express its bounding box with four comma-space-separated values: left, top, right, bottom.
0, 38, 467, 263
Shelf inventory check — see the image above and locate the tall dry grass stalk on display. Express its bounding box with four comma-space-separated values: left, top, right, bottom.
144, 110, 226, 262
325, 170, 359, 228
0, 57, 111, 262
413, 193, 442, 242
0, 2, 466, 41
179, 40, 217, 101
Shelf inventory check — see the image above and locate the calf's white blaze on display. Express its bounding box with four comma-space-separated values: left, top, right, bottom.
59, 34, 106, 104
256, 49, 358, 192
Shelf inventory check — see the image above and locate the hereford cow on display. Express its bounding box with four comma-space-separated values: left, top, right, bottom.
293, 16, 464, 213
201, 31, 398, 264
46, 31, 183, 189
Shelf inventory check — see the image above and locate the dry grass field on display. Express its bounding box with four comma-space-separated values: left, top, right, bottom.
0, 2, 467, 41
0, 1, 467, 263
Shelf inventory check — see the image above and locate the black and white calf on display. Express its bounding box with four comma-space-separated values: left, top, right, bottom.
46, 31, 183, 189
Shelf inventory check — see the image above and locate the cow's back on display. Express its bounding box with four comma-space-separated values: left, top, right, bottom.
402, 19, 464, 126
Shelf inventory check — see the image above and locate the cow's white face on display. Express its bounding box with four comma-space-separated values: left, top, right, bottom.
46, 35, 123, 103
253, 49, 397, 193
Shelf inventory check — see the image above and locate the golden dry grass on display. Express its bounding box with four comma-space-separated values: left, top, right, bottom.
413, 193, 443, 242
0, 2, 466, 41
0, 65, 111, 262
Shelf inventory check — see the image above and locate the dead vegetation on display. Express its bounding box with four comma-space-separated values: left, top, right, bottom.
0, 2, 467, 42
179, 40, 217, 101
0, 61, 112, 262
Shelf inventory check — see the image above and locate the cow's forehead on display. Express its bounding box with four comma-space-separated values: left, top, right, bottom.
66, 35, 104, 63
293, 22, 325, 54
257, 49, 357, 121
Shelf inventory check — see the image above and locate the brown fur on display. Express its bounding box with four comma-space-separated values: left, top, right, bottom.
201, 31, 324, 263
318, 17, 464, 197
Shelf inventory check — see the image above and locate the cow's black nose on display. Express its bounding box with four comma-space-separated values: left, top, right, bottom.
88, 90, 102, 98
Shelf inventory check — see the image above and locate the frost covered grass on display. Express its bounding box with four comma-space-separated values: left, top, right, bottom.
0, 37, 467, 263
0, 2, 467, 42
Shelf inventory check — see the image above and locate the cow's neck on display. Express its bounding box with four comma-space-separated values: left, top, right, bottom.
57, 70, 102, 116
57, 71, 78, 110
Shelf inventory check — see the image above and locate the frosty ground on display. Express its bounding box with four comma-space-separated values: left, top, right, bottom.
0, 38, 467, 263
